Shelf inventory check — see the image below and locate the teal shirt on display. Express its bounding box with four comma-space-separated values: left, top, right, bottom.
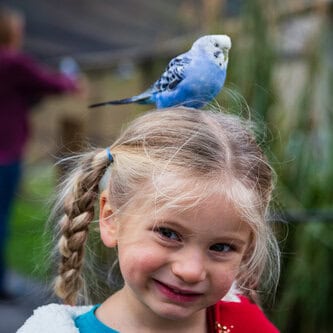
74, 305, 119, 333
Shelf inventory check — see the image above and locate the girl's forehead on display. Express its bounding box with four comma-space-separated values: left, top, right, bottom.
129, 184, 240, 222
127, 176, 212, 209
117, 172, 258, 228
126, 174, 228, 210
160, 192, 240, 220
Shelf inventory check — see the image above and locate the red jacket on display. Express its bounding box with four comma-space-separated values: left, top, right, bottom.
207, 295, 279, 333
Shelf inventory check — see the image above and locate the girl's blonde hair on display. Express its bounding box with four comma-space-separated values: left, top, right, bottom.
53, 107, 279, 305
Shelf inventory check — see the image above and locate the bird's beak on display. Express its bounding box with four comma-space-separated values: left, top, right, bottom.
214, 50, 222, 58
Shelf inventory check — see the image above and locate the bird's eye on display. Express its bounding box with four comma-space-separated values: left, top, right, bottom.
214, 42, 219, 47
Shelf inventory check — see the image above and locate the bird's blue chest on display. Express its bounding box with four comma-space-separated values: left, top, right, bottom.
157, 61, 225, 108
187, 60, 225, 92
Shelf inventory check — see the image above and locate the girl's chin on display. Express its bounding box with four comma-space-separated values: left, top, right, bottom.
149, 303, 205, 322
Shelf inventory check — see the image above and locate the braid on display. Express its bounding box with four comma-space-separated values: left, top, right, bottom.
54, 149, 111, 305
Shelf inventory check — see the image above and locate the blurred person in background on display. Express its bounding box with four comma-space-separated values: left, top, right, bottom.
0, 5, 84, 300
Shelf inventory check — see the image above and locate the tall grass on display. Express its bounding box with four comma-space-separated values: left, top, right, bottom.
272, 15, 333, 333
221, 1, 333, 331
8, 164, 54, 282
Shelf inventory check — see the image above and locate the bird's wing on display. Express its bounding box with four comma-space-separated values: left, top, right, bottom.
153, 55, 192, 92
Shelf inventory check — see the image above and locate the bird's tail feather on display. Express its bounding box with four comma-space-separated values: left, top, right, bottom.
89, 94, 151, 108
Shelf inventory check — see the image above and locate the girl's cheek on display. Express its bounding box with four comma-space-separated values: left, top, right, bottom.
214, 265, 240, 295
119, 245, 164, 275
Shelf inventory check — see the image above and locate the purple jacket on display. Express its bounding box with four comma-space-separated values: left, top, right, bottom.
0, 48, 78, 164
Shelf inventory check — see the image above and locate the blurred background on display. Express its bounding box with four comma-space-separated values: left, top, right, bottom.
0, 0, 332, 332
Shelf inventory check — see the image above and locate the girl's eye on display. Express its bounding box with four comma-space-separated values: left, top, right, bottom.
210, 243, 234, 253
155, 227, 181, 241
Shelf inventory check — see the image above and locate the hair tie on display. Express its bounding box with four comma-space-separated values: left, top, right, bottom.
106, 147, 113, 163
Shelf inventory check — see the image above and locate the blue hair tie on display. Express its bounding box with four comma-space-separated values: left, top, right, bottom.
106, 147, 113, 163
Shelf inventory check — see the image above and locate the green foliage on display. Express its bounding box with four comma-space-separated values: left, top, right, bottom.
272, 19, 333, 332
7, 164, 54, 282
275, 223, 333, 333
230, 0, 276, 123
220, 1, 333, 331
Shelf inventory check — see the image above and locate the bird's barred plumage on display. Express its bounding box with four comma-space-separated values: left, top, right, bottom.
154, 56, 191, 92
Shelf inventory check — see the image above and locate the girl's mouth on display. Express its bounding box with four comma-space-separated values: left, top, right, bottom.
153, 279, 203, 303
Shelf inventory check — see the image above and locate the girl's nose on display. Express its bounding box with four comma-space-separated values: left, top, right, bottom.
171, 250, 207, 284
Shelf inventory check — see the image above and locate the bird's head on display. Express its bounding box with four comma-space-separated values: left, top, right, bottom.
192, 34, 232, 69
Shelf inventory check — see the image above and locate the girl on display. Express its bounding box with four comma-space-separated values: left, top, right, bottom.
19, 107, 280, 332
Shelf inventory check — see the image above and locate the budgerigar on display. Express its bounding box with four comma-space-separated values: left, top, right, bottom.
90, 34, 231, 109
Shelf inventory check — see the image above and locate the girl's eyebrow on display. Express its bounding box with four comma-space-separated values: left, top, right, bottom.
214, 236, 248, 248
157, 220, 189, 232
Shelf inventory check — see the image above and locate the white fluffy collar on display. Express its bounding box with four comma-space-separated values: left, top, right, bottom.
17, 303, 93, 333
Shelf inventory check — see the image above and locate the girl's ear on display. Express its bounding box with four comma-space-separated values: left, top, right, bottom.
99, 190, 118, 248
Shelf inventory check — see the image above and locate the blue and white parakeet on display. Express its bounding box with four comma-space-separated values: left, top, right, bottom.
90, 35, 231, 109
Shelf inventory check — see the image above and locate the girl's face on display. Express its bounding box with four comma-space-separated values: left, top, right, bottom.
100, 192, 251, 325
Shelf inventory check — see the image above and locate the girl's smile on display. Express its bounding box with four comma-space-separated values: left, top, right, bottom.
152, 278, 205, 303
